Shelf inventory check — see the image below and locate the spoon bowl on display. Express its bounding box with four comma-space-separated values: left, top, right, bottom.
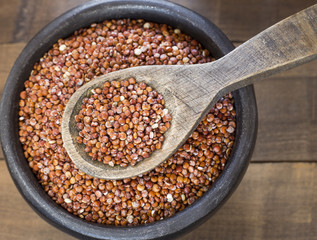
62, 65, 185, 179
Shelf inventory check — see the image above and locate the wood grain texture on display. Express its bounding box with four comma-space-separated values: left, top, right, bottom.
206, 0, 317, 42
0, 42, 26, 97
0, 162, 76, 240
10, 0, 88, 43
1, 161, 317, 240
0, 42, 26, 160
0, 0, 21, 43
234, 36, 317, 161
253, 74, 317, 161
182, 162, 317, 240
2, 0, 317, 44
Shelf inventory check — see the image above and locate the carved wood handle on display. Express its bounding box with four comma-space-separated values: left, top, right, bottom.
199, 4, 317, 96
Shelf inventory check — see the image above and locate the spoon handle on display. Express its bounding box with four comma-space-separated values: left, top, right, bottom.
197, 4, 317, 97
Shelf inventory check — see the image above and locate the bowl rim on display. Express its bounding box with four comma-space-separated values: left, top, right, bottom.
0, 0, 258, 239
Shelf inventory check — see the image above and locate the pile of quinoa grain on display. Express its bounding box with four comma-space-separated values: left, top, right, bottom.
18, 19, 236, 226
75, 77, 172, 167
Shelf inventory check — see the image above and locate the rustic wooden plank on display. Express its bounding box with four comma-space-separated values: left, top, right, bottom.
214, 0, 317, 42
252, 72, 317, 161
0, 0, 21, 43
0, 42, 26, 96
1, 161, 317, 239
2, 0, 317, 43
0, 161, 76, 240
190, 0, 317, 42
0, 42, 26, 160
235, 38, 317, 161
182, 162, 317, 240
11, 0, 89, 43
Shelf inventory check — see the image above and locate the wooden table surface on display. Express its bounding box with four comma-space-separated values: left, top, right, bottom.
1, 0, 317, 239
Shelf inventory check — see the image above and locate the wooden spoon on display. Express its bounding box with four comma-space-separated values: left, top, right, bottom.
62, 4, 317, 179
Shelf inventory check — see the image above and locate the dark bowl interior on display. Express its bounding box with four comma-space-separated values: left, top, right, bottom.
0, 0, 258, 239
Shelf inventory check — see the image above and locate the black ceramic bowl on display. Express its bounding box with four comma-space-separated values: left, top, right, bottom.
0, 0, 257, 239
